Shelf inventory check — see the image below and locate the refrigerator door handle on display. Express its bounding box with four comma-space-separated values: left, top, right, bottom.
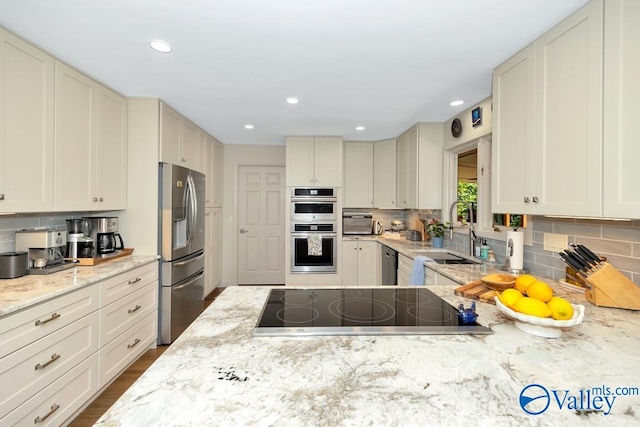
189, 174, 198, 241
173, 251, 204, 267
185, 175, 196, 246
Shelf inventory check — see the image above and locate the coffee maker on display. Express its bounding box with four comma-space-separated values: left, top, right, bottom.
83, 217, 124, 257
15, 229, 76, 274
66, 219, 94, 258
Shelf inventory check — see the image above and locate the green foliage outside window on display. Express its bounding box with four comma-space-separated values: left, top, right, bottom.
457, 181, 477, 222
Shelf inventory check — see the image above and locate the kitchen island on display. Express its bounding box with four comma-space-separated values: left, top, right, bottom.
96, 285, 640, 426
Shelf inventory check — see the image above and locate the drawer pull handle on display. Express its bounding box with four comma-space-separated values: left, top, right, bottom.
127, 338, 141, 349
34, 403, 60, 423
35, 312, 61, 326
35, 353, 60, 370
128, 277, 142, 285
128, 305, 142, 314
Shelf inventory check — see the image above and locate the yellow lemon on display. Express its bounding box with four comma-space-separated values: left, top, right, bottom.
547, 297, 574, 320
500, 288, 523, 310
515, 274, 537, 294
526, 281, 554, 302
514, 297, 552, 318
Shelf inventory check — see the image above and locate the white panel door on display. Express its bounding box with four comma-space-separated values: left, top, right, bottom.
603, 0, 640, 218
238, 165, 285, 284
0, 28, 54, 212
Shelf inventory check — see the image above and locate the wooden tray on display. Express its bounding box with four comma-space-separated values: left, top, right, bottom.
454, 280, 499, 305
65, 248, 134, 266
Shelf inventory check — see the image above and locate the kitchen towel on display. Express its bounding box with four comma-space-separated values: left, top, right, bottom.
507, 229, 524, 270
409, 255, 434, 285
307, 234, 323, 256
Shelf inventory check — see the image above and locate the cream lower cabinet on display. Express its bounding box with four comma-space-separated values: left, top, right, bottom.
204, 208, 222, 297
286, 137, 343, 187
493, 0, 603, 216
53, 61, 128, 211
343, 142, 373, 208
373, 139, 397, 208
0, 27, 55, 213
0, 262, 158, 426
342, 240, 378, 286
397, 253, 412, 287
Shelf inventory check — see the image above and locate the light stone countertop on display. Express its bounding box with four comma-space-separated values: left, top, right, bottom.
0, 255, 158, 318
96, 285, 640, 426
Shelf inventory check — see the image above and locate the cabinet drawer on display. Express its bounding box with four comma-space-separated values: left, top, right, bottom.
99, 262, 158, 306
99, 281, 158, 347
0, 311, 99, 418
0, 353, 98, 427
98, 311, 157, 388
0, 285, 98, 360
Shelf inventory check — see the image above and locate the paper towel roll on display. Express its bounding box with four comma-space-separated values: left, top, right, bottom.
507, 229, 524, 270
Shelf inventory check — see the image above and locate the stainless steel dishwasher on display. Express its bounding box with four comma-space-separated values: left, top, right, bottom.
381, 246, 398, 285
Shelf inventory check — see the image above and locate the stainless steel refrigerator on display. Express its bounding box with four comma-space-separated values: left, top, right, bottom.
159, 163, 205, 344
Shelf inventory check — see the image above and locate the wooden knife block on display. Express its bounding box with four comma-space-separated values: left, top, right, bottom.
584, 263, 640, 311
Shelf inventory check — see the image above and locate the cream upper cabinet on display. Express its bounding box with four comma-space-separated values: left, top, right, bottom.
95, 85, 127, 210
492, 0, 603, 216
603, 0, 640, 218
344, 142, 373, 208
373, 139, 396, 208
203, 131, 223, 208
0, 28, 54, 212
160, 102, 198, 170
533, 0, 603, 216
396, 126, 418, 209
54, 62, 127, 211
492, 44, 536, 214
286, 137, 342, 187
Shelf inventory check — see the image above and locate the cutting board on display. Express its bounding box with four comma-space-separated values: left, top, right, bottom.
454, 280, 498, 305
65, 248, 134, 266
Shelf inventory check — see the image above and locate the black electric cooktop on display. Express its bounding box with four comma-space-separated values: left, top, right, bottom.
253, 288, 492, 336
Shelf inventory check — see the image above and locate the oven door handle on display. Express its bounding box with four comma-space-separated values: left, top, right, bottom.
291, 198, 337, 203
292, 233, 337, 238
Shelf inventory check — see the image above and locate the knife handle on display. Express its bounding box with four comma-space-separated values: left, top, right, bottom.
578, 244, 602, 265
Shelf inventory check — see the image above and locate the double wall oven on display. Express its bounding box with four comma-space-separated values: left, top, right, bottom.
290, 188, 337, 273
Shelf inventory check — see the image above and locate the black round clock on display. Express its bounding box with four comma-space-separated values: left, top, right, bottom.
451, 118, 462, 138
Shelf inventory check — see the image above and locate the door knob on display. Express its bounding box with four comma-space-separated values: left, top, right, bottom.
240, 229, 249, 233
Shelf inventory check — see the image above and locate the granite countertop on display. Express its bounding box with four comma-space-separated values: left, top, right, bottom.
96, 285, 640, 426
0, 255, 158, 318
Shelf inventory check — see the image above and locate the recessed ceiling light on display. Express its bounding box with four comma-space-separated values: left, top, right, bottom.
286, 97, 299, 104
244, 124, 254, 129
149, 40, 172, 53
450, 100, 464, 106
355, 126, 365, 131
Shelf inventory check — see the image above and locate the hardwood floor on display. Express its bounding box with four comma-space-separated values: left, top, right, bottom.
69, 287, 226, 426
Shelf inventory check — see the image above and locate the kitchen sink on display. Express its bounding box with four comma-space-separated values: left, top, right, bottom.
409, 251, 479, 265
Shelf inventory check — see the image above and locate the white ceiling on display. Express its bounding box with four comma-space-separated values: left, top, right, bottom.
0, 0, 589, 145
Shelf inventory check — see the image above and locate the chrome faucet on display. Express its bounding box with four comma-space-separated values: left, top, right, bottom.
448, 199, 478, 257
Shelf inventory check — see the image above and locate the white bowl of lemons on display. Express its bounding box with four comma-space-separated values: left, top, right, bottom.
493, 274, 585, 338
494, 296, 585, 338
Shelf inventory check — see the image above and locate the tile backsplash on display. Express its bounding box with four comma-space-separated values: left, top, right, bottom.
444, 216, 640, 286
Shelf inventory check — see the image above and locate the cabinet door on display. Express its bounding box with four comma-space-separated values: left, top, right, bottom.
373, 139, 396, 208
404, 126, 418, 208
286, 137, 314, 186
344, 142, 373, 208
196, 129, 206, 174
533, 0, 603, 216
204, 208, 223, 296
212, 138, 223, 207
53, 61, 96, 211
396, 132, 408, 208
357, 241, 378, 286
160, 102, 181, 165
342, 241, 359, 286
603, 0, 640, 218
492, 44, 535, 214
204, 208, 214, 297
181, 118, 198, 169
95, 85, 127, 210
314, 137, 342, 187
204, 133, 215, 207
0, 29, 54, 212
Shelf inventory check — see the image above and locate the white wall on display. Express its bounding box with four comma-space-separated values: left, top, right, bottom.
221, 144, 286, 286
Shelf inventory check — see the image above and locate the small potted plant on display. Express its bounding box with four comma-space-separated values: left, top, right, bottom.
428, 219, 445, 248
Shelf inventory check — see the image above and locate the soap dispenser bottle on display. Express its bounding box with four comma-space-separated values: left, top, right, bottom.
480, 240, 490, 261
